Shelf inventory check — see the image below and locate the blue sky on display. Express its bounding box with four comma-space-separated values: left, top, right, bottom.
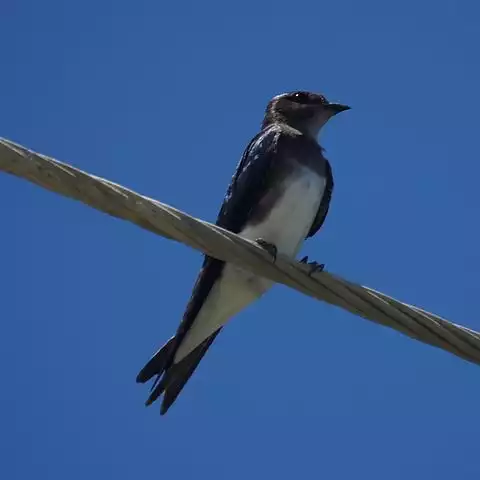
1, 0, 480, 478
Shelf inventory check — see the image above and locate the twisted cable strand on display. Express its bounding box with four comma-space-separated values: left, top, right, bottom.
1, 137, 479, 366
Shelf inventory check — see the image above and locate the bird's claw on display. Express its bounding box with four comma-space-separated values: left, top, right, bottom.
255, 238, 278, 262
300, 256, 325, 276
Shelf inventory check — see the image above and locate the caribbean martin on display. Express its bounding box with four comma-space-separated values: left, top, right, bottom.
136, 91, 350, 414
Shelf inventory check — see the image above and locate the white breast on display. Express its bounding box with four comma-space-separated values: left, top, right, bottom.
173, 166, 326, 362
240, 167, 326, 257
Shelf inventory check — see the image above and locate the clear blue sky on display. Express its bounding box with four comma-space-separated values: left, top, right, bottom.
1, 1, 479, 478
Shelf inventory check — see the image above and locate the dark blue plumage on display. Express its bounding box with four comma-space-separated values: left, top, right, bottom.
136, 91, 349, 414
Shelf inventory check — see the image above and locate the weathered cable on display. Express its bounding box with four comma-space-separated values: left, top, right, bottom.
1, 137, 479, 366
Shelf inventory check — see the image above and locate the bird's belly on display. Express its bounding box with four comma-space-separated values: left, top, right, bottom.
226, 168, 326, 295
173, 169, 325, 362
240, 168, 326, 257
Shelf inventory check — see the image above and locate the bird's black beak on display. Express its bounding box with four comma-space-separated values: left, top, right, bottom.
325, 103, 351, 115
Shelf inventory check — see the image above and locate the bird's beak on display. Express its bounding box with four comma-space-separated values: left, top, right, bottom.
325, 103, 351, 115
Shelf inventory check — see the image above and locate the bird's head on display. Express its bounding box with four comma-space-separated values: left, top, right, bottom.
262, 91, 350, 138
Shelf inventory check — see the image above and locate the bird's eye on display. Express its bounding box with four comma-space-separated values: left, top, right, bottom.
290, 92, 311, 104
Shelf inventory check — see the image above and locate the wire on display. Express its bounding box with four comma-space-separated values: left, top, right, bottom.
1, 137, 479, 366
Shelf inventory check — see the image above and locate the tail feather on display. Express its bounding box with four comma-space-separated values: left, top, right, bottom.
160, 331, 220, 415
136, 336, 176, 384
137, 330, 221, 414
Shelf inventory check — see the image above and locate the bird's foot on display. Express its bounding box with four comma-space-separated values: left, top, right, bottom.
300, 256, 325, 276
255, 238, 278, 261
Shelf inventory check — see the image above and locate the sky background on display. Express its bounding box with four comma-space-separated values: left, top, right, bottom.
1, 0, 480, 478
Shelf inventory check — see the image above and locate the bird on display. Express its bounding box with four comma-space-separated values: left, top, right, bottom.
136, 91, 350, 414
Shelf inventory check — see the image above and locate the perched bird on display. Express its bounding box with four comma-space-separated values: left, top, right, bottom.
136, 91, 350, 414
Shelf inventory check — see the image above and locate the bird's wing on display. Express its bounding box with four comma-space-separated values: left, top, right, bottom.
174, 124, 280, 350
137, 126, 280, 413
307, 158, 334, 238
216, 125, 280, 232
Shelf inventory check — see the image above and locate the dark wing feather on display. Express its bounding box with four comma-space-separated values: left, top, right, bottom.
138, 126, 280, 414
216, 125, 280, 232
171, 125, 280, 348
307, 159, 334, 238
